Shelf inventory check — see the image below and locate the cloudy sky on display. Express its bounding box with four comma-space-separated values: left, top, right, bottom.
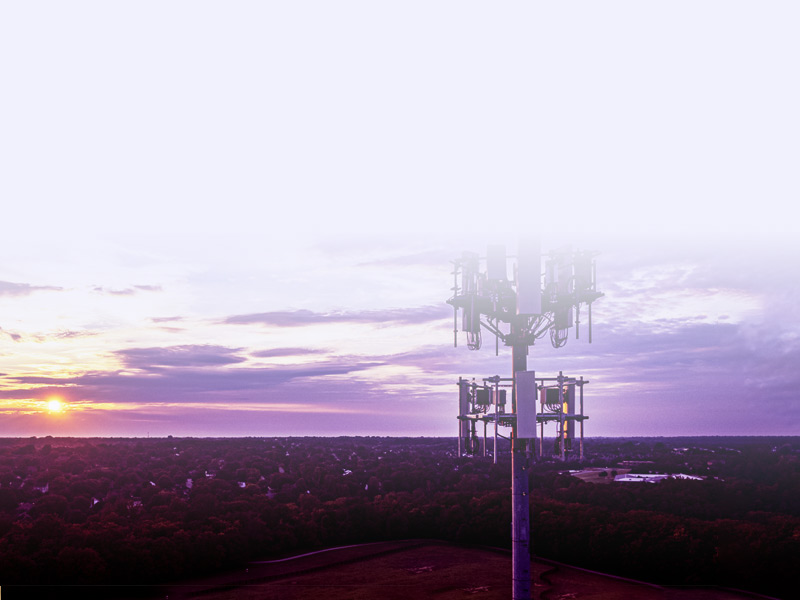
1, 2, 798, 437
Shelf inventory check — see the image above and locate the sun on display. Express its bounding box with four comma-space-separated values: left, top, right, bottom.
46, 398, 65, 413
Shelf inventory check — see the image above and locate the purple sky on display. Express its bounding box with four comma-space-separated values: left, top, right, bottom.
1, 4, 798, 437
0, 234, 797, 437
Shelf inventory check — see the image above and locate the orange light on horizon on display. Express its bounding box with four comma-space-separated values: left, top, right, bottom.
1, 397, 369, 418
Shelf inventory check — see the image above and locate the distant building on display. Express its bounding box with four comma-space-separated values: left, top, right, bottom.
614, 473, 704, 483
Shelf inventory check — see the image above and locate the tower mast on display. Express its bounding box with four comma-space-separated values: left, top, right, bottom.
448, 242, 602, 599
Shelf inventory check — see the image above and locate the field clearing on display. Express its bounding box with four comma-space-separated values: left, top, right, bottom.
157, 541, 771, 600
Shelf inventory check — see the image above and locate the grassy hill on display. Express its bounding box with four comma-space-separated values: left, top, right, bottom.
158, 540, 777, 600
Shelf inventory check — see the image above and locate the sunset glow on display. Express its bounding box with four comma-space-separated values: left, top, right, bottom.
46, 398, 64, 413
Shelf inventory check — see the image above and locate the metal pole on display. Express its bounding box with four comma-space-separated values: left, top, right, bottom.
579, 377, 585, 461
511, 329, 531, 600
588, 302, 592, 344
492, 384, 500, 464
457, 378, 463, 457
452, 262, 459, 347
539, 420, 543, 458
558, 371, 565, 462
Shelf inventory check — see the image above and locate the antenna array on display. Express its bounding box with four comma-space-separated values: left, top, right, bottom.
446, 241, 602, 600
448, 243, 602, 352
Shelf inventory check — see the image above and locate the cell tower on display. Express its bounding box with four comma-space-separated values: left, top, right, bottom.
447, 241, 602, 600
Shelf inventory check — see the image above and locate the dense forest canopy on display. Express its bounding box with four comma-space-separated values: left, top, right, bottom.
0, 436, 797, 599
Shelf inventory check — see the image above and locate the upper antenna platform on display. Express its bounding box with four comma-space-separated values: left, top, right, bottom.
447, 242, 603, 351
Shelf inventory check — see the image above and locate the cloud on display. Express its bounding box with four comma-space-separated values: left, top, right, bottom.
93, 285, 162, 296
0, 327, 22, 342
224, 305, 451, 327
115, 345, 247, 370
357, 249, 453, 267
93, 286, 134, 296
0, 281, 63, 296
251, 347, 329, 358
1, 327, 100, 344
2, 308, 798, 435
53, 330, 98, 339
150, 316, 184, 323
150, 317, 186, 332
0, 357, 384, 407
